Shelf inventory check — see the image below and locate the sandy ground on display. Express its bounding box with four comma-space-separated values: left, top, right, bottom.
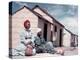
64, 47, 78, 56
12, 47, 78, 59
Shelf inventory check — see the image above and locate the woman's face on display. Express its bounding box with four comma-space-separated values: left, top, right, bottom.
24, 22, 30, 29
37, 31, 42, 37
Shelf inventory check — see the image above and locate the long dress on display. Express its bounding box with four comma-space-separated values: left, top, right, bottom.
9, 29, 36, 56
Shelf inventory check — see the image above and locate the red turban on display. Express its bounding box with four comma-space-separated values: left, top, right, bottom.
24, 20, 30, 27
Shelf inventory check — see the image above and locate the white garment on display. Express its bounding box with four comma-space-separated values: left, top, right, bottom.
10, 29, 36, 56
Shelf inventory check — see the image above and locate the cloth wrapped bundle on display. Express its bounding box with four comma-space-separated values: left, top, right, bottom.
25, 45, 33, 56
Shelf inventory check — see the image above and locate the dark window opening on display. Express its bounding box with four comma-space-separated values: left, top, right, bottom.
43, 23, 47, 41
59, 29, 62, 47
54, 25, 57, 32
50, 31, 53, 42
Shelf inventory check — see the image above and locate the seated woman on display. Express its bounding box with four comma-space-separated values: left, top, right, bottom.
34, 28, 46, 53
34, 28, 56, 54
20, 20, 36, 56
9, 20, 36, 56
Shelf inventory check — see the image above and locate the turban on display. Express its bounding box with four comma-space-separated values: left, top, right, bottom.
36, 28, 42, 33
24, 20, 30, 27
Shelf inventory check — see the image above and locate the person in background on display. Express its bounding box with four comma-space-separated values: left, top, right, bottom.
34, 28, 46, 53
34, 28, 56, 54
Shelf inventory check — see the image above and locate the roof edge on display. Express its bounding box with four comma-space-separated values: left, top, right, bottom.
32, 5, 64, 27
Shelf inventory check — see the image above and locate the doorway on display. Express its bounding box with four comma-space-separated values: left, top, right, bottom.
50, 31, 53, 42
43, 23, 47, 41
59, 29, 62, 47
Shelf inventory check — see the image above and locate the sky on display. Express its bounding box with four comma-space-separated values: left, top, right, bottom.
10, 1, 78, 35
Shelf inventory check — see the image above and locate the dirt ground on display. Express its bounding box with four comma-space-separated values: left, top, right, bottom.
12, 47, 78, 59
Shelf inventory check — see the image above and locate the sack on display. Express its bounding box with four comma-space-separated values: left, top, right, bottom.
25, 45, 33, 56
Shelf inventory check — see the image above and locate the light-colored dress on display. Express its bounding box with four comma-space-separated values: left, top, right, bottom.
9, 29, 35, 56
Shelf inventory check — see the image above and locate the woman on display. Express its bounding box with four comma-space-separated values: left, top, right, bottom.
10, 20, 36, 56
34, 28, 56, 54
34, 28, 46, 53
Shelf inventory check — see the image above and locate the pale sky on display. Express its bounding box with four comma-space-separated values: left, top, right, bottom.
10, 1, 78, 35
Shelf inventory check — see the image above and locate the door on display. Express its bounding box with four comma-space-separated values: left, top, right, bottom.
43, 23, 47, 41
50, 31, 53, 42
59, 29, 62, 47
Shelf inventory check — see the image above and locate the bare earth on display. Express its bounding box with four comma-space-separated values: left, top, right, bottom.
12, 47, 78, 59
